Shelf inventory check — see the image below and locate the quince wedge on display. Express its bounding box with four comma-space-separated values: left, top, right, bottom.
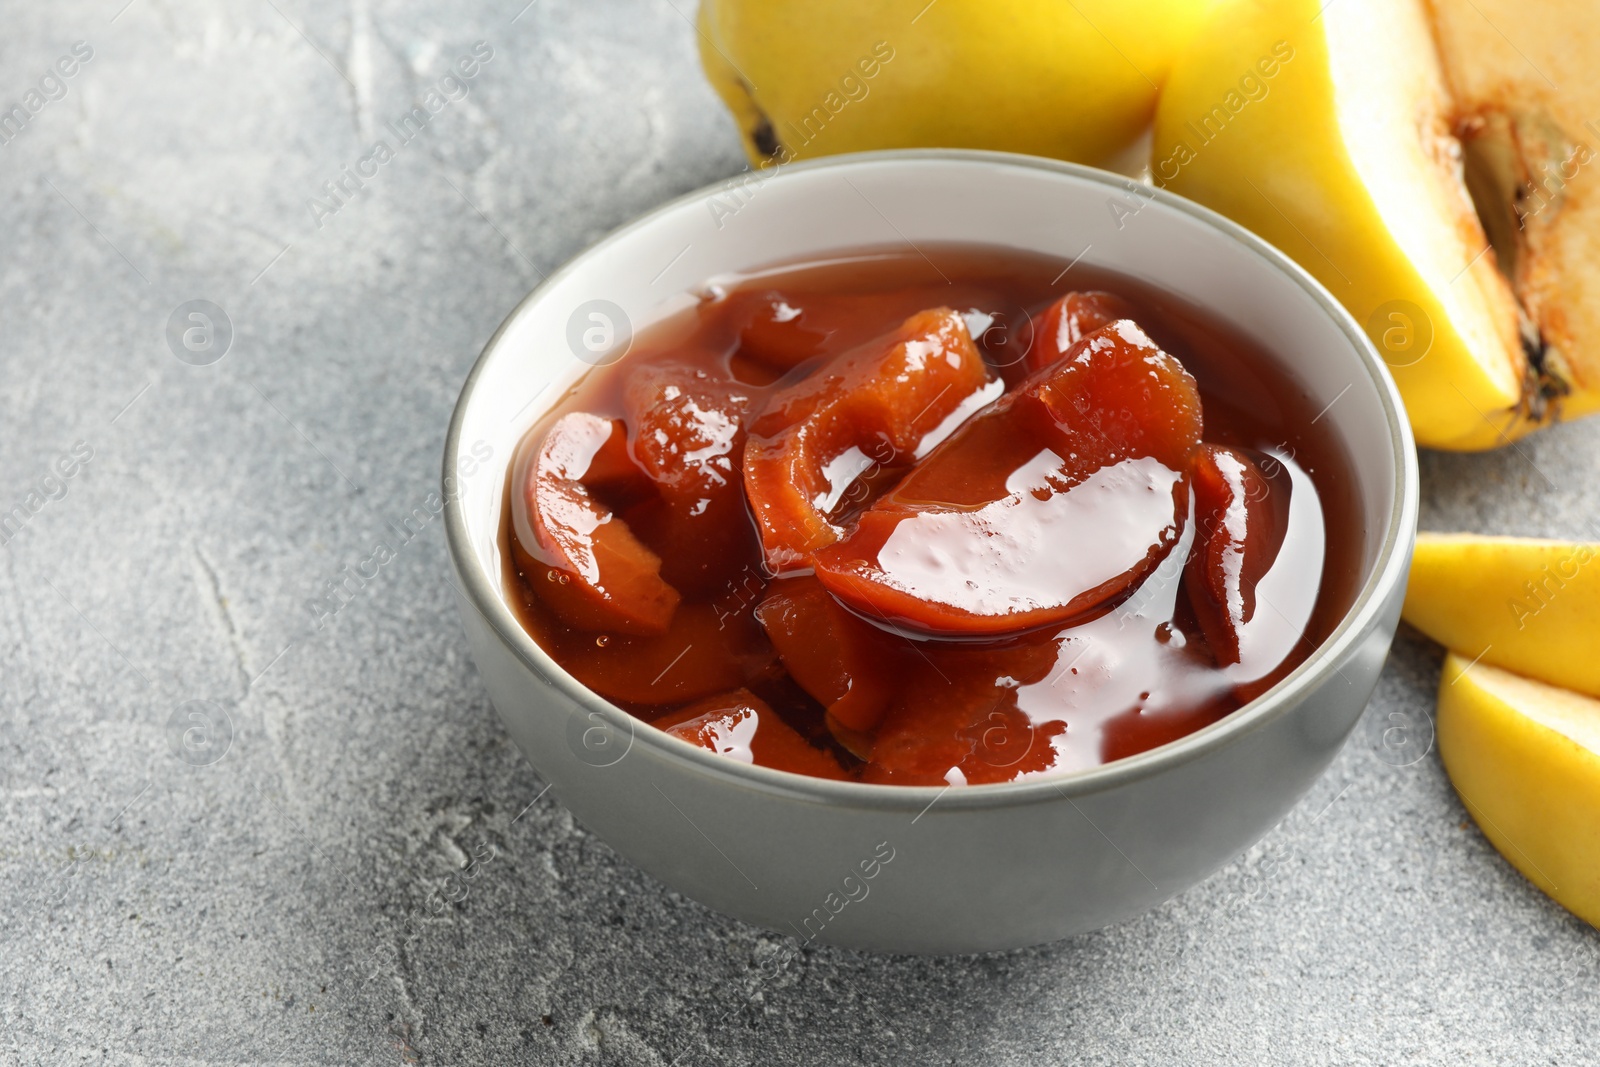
1152, 0, 1600, 450
1402, 533, 1600, 698
696, 0, 1220, 171
1438, 654, 1600, 927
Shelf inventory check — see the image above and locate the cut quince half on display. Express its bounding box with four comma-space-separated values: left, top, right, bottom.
1154, 0, 1600, 449
1403, 532, 1600, 698
1438, 654, 1600, 926
1428, 0, 1600, 439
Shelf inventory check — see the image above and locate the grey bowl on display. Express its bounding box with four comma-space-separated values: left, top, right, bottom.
443, 150, 1418, 954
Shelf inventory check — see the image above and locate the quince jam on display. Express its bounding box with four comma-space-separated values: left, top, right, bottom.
502, 245, 1361, 785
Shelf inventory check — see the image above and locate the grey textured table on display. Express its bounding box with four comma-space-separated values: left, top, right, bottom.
3, 2, 1597, 1064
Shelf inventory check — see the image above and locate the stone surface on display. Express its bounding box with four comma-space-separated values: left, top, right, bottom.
2, 2, 1597, 1064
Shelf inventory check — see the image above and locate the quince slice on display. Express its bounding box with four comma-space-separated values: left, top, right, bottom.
1438, 654, 1600, 926
813, 320, 1202, 636
742, 307, 995, 572
513, 412, 679, 635
1403, 533, 1600, 698
654, 688, 846, 780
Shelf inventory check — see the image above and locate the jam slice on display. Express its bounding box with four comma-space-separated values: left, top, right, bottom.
513, 412, 680, 635
733, 289, 854, 372
742, 307, 997, 572
653, 688, 847, 779
861, 639, 1064, 786
625, 362, 750, 499
1023, 291, 1140, 375
814, 320, 1204, 637
1185, 444, 1288, 667
552, 602, 776, 707
732, 287, 1006, 373
622, 362, 761, 596
754, 575, 900, 735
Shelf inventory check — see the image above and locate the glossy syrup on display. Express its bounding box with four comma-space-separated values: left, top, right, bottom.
502, 244, 1364, 785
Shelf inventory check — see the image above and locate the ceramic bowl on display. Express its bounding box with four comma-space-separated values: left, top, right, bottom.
443, 150, 1418, 954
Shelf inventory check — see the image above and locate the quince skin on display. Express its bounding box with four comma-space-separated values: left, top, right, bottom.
697, 0, 1219, 172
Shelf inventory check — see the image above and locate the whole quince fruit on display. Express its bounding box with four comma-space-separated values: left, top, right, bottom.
696, 0, 1220, 171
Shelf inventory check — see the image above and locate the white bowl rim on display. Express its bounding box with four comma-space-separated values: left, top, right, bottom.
443, 148, 1420, 812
